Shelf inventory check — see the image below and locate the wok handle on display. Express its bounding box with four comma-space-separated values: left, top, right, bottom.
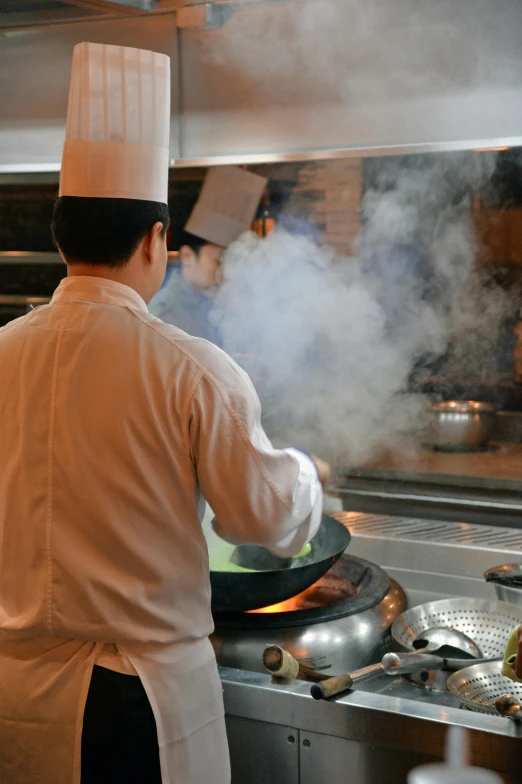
485, 570, 522, 586
382, 652, 445, 674
310, 674, 354, 700
310, 662, 383, 700
263, 645, 331, 682
263, 645, 300, 679
445, 655, 502, 671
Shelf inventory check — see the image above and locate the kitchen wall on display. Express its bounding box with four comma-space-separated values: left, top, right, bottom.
272, 159, 362, 258
0, 159, 362, 303
2, 149, 522, 283
2, 150, 522, 401
0, 160, 362, 256
0, 183, 58, 252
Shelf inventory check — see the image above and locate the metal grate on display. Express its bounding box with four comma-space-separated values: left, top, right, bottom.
330, 511, 522, 552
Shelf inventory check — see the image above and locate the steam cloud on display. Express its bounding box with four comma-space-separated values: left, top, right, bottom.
190, 0, 521, 465
211, 153, 514, 466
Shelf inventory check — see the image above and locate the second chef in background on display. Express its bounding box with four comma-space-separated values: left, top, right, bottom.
149, 166, 266, 342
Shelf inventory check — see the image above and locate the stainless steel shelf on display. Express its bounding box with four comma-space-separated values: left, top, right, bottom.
0, 252, 63, 265
334, 475, 522, 528
2, 140, 522, 176
0, 251, 179, 265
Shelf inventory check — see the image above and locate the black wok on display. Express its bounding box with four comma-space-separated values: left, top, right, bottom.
210, 514, 351, 613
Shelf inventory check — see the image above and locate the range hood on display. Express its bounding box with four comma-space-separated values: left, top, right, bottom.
1, 0, 522, 173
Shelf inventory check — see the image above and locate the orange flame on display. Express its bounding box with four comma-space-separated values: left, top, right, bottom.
248, 582, 320, 614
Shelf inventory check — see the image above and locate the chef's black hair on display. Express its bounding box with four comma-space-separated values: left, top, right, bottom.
178, 231, 213, 256
51, 196, 171, 268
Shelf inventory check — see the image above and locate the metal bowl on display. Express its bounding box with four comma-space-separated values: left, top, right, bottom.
485, 563, 522, 605
424, 400, 497, 452
391, 596, 522, 658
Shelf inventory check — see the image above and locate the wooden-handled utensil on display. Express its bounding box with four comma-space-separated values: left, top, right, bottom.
311, 649, 470, 701
310, 662, 385, 700
263, 645, 330, 681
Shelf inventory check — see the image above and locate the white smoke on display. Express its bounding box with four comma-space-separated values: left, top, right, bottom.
212, 153, 513, 466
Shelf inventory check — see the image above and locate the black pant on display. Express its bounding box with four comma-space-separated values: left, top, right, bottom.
81, 665, 162, 783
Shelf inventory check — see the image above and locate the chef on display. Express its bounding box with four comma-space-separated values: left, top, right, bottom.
149, 166, 267, 343
0, 42, 330, 784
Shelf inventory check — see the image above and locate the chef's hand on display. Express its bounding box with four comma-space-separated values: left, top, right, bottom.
311, 454, 331, 489
516, 626, 522, 679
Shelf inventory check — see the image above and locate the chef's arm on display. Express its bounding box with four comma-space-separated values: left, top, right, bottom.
188, 367, 325, 557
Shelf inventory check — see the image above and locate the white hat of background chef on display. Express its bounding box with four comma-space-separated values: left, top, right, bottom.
60, 42, 170, 204
185, 166, 267, 247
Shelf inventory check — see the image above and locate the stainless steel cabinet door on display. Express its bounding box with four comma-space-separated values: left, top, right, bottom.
226, 716, 299, 784
299, 731, 433, 784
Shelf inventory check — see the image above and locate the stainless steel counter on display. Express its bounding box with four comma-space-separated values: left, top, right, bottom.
331, 511, 522, 603
220, 667, 521, 783
334, 443, 522, 526
345, 443, 522, 490
334, 474, 522, 527
219, 511, 522, 783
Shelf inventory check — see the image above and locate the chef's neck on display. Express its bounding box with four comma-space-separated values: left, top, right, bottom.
67, 261, 161, 304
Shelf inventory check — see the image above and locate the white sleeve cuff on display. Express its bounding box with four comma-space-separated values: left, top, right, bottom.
267, 448, 323, 557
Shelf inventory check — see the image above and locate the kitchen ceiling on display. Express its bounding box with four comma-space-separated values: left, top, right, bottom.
0, 0, 159, 29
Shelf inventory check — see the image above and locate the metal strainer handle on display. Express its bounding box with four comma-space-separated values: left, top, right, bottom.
495, 694, 522, 721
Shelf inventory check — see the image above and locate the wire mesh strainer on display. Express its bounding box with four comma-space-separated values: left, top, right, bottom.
391, 598, 522, 659
447, 660, 522, 715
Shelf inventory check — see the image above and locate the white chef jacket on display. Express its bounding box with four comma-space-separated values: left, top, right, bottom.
0, 276, 322, 784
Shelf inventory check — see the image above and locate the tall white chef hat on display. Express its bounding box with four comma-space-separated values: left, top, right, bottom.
185, 166, 267, 247
60, 42, 170, 204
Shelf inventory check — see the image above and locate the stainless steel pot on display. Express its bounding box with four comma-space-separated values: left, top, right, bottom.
423, 400, 496, 451
484, 563, 522, 605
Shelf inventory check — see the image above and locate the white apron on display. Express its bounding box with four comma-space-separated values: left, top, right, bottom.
0, 278, 322, 784
0, 635, 229, 784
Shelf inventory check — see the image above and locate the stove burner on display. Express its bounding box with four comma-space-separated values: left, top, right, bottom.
249, 570, 357, 614
212, 555, 390, 629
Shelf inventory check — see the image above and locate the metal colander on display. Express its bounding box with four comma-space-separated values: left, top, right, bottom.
391, 598, 522, 659
447, 660, 522, 715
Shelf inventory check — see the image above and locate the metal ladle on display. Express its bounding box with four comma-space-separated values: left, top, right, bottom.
384, 626, 483, 692
411, 626, 483, 659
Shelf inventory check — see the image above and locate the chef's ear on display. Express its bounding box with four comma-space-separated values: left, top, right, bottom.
179, 245, 197, 267
144, 221, 166, 264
